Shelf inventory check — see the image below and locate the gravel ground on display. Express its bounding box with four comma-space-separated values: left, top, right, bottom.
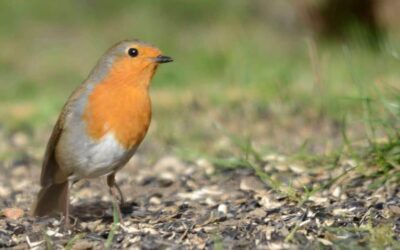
1, 137, 399, 250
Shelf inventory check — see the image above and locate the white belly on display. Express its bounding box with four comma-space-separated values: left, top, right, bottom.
77, 132, 133, 177
56, 128, 136, 180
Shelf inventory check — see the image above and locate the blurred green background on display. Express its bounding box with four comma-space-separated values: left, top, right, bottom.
0, 0, 399, 155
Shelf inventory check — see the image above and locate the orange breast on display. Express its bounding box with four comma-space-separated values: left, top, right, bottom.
82, 60, 153, 149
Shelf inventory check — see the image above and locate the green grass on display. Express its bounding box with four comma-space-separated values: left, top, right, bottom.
65, 233, 86, 250
104, 200, 120, 249
325, 222, 400, 250
1, 1, 399, 135
0, 0, 398, 187
0, 1, 399, 248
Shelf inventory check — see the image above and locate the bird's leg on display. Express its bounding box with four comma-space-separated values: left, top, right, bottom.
107, 173, 125, 205
64, 179, 74, 229
107, 173, 124, 224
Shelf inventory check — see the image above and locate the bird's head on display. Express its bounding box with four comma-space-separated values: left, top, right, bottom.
88, 40, 173, 87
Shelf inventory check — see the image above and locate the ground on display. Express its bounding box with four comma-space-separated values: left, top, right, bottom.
0, 106, 399, 249
0, 1, 400, 249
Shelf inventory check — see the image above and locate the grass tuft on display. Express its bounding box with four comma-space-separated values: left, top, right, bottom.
104, 201, 120, 249
65, 233, 86, 250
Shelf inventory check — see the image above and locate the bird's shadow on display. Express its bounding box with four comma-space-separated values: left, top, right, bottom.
71, 200, 137, 222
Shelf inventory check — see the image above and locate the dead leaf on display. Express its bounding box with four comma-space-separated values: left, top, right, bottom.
2, 207, 24, 220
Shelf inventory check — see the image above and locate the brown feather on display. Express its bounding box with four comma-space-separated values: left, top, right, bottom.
31, 182, 68, 216
39, 84, 88, 186
33, 85, 88, 216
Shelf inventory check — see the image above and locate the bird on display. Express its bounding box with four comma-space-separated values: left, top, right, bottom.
31, 40, 173, 227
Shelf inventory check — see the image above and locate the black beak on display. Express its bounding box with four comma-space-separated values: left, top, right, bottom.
155, 55, 173, 63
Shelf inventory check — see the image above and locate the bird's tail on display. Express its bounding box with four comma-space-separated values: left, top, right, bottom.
31, 182, 68, 216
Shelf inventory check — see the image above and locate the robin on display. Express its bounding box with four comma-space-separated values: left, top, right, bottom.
31, 40, 173, 226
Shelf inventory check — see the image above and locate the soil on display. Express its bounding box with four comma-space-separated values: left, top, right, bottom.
1, 146, 399, 249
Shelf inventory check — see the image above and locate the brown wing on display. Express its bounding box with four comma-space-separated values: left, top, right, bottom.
40, 116, 65, 186
39, 85, 87, 186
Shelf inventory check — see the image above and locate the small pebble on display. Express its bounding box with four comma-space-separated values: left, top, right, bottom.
149, 196, 161, 205
217, 204, 228, 215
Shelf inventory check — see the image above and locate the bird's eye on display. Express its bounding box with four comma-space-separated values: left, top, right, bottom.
127, 48, 138, 57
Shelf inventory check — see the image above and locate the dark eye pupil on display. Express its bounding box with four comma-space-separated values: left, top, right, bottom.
128, 48, 138, 57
